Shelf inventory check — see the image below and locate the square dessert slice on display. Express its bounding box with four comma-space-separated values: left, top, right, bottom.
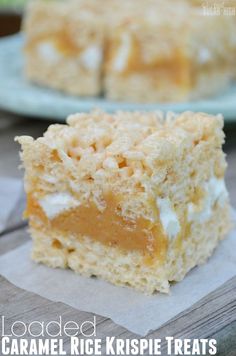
189, 0, 236, 80
104, 1, 234, 102
16, 110, 231, 294
23, 0, 104, 96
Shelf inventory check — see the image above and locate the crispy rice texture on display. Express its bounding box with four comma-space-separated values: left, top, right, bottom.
105, 70, 231, 103
23, 0, 105, 96
16, 110, 232, 294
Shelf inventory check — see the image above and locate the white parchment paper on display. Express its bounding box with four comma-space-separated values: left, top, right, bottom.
0, 215, 235, 336
0, 177, 24, 233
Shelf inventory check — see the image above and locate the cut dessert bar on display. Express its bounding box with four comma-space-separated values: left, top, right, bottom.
23, 0, 236, 102
105, 1, 235, 102
23, 0, 104, 96
16, 110, 231, 294
189, 0, 236, 80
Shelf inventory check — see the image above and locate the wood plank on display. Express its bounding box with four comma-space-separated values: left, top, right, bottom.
211, 322, 236, 356
0, 225, 29, 255
0, 114, 50, 178
225, 149, 236, 208
0, 114, 50, 231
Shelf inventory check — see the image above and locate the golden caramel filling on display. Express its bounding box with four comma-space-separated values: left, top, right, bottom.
26, 193, 168, 263
190, 186, 205, 206
174, 211, 192, 251
106, 34, 191, 86
26, 32, 82, 57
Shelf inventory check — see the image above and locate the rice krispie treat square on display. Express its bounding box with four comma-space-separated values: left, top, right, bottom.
16, 110, 231, 294
190, 0, 236, 80
104, 1, 235, 102
23, 0, 104, 96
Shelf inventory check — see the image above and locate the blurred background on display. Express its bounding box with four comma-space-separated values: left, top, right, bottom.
0, 0, 26, 8
0, 0, 23, 37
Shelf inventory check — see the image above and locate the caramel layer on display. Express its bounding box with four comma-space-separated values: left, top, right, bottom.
106, 34, 191, 86
26, 193, 168, 262
26, 32, 82, 57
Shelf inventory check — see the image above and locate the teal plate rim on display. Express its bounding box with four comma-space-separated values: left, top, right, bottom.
0, 34, 236, 122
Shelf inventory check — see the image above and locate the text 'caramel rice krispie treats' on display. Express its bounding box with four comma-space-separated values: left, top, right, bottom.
23, 0, 236, 103
16, 110, 232, 294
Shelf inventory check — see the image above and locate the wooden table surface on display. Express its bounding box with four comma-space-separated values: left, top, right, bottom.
0, 111, 236, 356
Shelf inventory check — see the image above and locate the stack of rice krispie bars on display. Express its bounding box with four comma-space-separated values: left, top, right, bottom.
23, 0, 236, 103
